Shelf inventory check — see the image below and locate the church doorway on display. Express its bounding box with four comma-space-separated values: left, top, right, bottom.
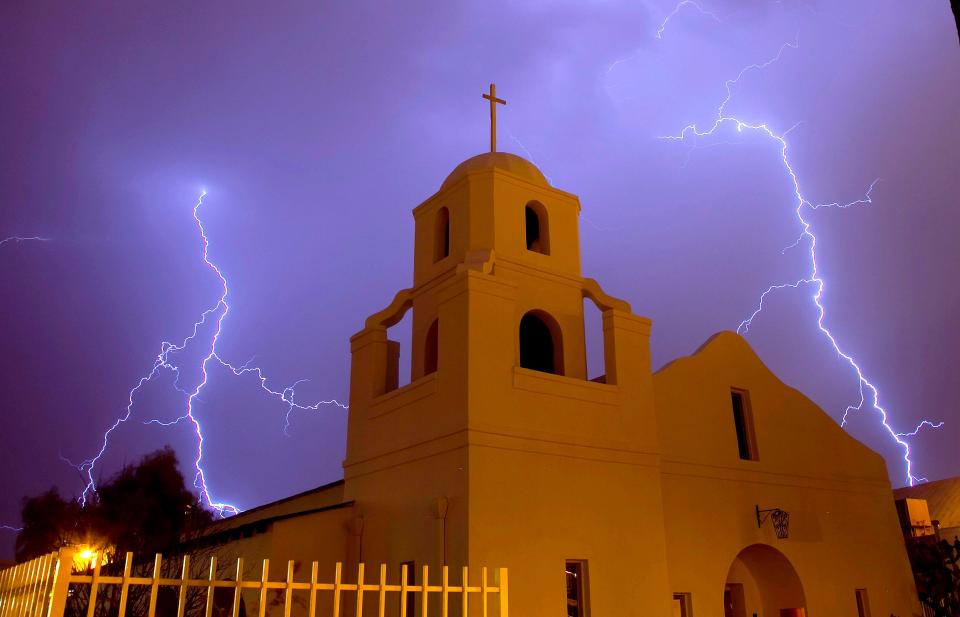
723, 544, 806, 617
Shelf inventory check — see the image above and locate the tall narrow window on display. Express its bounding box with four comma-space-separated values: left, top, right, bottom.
731, 389, 758, 461
525, 202, 549, 254
565, 561, 588, 617
520, 311, 563, 375
855, 589, 871, 617
434, 207, 450, 262
424, 319, 439, 375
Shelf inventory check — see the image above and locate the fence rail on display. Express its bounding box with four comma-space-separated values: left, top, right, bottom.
0, 549, 507, 617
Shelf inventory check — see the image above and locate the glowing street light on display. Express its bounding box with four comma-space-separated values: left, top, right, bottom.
72, 545, 103, 571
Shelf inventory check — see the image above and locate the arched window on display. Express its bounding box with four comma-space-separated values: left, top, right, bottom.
434, 207, 450, 262
519, 311, 563, 375
524, 202, 549, 255
424, 319, 439, 375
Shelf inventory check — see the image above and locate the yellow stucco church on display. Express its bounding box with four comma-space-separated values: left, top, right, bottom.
198, 91, 921, 617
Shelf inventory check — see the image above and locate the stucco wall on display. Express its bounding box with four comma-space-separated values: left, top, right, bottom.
654, 331, 920, 617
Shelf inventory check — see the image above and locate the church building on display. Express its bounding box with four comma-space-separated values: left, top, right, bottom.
199, 90, 921, 617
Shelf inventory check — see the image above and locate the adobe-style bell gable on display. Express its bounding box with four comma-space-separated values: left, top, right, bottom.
653, 330, 889, 484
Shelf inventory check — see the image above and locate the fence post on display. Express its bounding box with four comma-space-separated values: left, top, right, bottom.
25, 553, 40, 617
177, 555, 191, 617
204, 556, 218, 617
399, 564, 408, 617
147, 553, 162, 617
355, 563, 365, 617
117, 553, 133, 617
231, 558, 244, 617
480, 568, 487, 617
31, 553, 55, 617
420, 565, 429, 617
377, 564, 386, 617
460, 567, 468, 617
45, 548, 75, 617
284, 560, 295, 617
495, 569, 507, 617
258, 559, 269, 617
308, 561, 318, 617
441, 566, 448, 617
332, 562, 342, 617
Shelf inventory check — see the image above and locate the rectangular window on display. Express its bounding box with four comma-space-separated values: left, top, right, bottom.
731, 389, 758, 461
401, 561, 415, 617
855, 589, 871, 617
672, 592, 692, 617
565, 560, 589, 617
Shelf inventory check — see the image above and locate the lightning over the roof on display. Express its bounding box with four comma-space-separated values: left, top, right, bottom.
654, 3, 942, 486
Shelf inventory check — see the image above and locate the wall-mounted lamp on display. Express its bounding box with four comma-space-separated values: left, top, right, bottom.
756, 505, 790, 539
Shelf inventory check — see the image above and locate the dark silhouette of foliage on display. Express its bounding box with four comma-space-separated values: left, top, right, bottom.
15, 488, 82, 561
908, 535, 960, 617
12, 448, 216, 617
93, 447, 212, 555
15, 447, 213, 561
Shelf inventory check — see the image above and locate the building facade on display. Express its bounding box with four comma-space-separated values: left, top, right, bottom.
208, 151, 920, 617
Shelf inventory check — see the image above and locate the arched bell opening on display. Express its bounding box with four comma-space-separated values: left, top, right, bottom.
524, 201, 549, 255
519, 310, 564, 375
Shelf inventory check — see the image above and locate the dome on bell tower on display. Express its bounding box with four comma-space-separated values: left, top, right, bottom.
441, 152, 550, 190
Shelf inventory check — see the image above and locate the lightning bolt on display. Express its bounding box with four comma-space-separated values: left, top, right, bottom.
78, 191, 347, 517
654, 13, 941, 485
656, 0, 722, 39
896, 420, 945, 439
0, 525, 23, 533
604, 0, 722, 77
0, 236, 50, 247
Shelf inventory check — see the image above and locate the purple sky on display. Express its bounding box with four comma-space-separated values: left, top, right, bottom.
2, 1, 958, 557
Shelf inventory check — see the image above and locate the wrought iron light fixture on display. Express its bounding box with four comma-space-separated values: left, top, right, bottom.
756, 505, 790, 539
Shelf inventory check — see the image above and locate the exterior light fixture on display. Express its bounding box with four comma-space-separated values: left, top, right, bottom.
72, 544, 110, 571
756, 505, 790, 539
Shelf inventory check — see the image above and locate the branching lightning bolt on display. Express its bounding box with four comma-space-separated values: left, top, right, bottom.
896, 420, 945, 439
77, 191, 347, 516
656, 12, 942, 486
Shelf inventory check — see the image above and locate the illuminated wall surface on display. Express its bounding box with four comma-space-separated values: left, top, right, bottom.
0, 0, 957, 579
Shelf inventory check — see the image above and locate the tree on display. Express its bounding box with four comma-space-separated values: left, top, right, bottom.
907, 535, 960, 617
13, 448, 217, 617
14, 488, 83, 561
93, 447, 212, 556
15, 447, 213, 561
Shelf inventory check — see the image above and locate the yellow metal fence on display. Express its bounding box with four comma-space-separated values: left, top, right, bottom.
0, 549, 508, 617
0, 550, 65, 617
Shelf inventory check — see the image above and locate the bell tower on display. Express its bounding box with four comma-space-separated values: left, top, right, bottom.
342, 88, 673, 616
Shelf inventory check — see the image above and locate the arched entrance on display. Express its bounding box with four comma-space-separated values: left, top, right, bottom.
723, 544, 806, 617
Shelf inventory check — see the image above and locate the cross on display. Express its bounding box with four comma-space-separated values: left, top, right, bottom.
482, 83, 506, 153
